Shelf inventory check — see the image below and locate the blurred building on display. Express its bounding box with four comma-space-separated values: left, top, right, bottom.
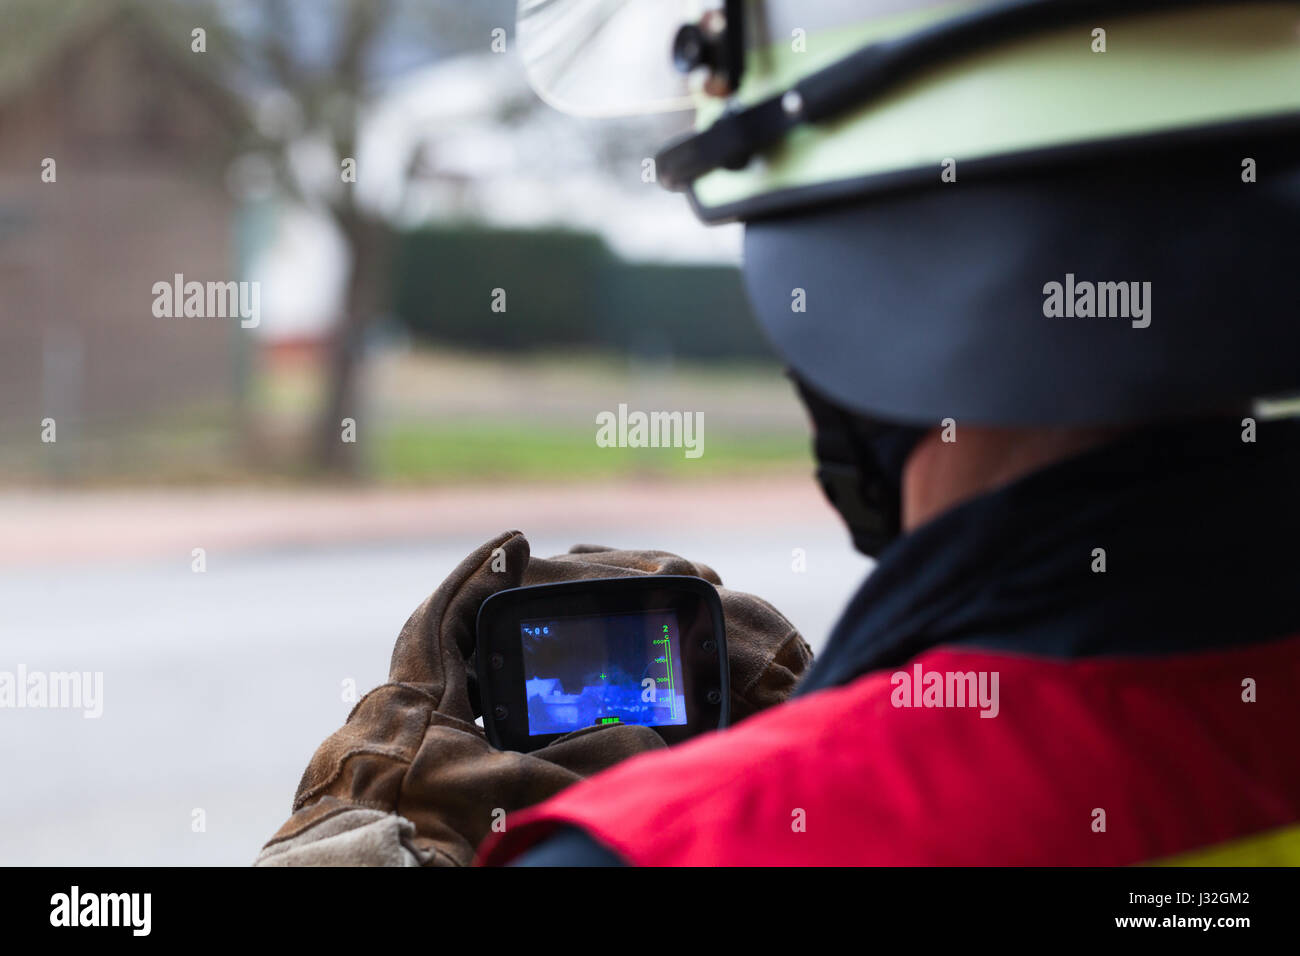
0, 0, 247, 464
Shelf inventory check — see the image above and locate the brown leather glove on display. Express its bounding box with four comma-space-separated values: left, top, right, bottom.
256, 530, 812, 866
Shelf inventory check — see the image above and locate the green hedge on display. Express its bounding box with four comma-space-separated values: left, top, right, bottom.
391, 225, 773, 360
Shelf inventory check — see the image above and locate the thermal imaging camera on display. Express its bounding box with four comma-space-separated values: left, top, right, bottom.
475, 576, 729, 753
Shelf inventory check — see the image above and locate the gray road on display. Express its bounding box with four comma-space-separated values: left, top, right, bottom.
0, 526, 867, 865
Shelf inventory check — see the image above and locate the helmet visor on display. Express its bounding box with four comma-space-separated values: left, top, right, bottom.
516, 0, 702, 117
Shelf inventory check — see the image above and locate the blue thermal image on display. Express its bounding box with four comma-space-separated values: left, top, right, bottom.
521, 610, 688, 735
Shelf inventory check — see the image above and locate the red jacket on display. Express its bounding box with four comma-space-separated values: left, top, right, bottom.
482, 637, 1300, 865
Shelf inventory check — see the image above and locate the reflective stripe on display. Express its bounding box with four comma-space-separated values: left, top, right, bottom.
1152, 822, 1300, 867
748, 0, 976, 45
695, 2, 1300, 213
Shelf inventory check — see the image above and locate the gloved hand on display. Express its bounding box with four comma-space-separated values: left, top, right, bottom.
256, 530, 812, 866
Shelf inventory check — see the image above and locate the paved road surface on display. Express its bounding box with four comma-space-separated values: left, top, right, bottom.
0, 481, 869, 865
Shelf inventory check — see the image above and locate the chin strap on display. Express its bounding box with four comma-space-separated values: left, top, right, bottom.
794, 377, 927, 558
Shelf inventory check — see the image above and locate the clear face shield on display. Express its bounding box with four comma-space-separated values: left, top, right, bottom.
514, 0, 747, 118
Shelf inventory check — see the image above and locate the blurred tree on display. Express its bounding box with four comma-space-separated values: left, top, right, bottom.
195, 0, 515, 474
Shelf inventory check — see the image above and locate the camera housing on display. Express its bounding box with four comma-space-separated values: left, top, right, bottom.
475, 575, 729, 753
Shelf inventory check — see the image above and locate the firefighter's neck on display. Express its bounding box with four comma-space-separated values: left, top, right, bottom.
901, 426, 1120, 532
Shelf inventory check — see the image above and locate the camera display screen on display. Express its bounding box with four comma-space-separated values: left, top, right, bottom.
477, 575, 727, 752
520, 610, 688, 736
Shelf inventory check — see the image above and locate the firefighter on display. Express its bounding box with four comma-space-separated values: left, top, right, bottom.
262, 0, 1300, 866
